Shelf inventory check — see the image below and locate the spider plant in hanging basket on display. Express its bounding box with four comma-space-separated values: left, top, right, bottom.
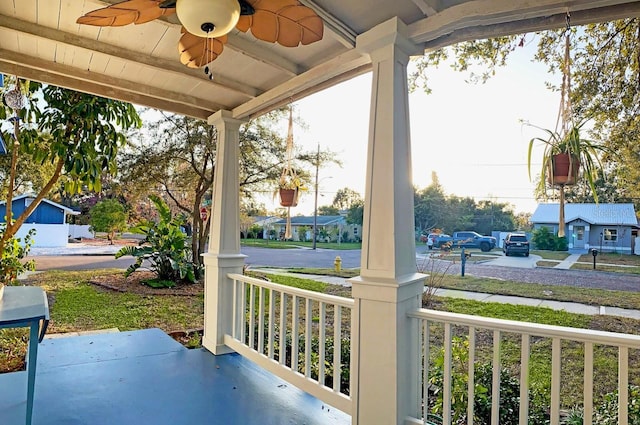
527, 122, 607, 201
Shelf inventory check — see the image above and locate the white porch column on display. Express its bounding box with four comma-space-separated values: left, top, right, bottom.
202, 110, 248, 355
350, 18, 425, 425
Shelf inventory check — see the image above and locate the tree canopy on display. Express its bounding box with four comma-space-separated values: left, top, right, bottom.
0, 77, 140, 256
414, 173, 517, 235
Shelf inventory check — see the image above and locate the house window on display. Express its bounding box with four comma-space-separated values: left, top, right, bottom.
354, 227, 358, 235
25, 198, 33, 207
603, 228, 617, 241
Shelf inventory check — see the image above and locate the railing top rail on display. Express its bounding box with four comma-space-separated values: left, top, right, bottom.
228, 273, 355, 308
409, 308, 640, 348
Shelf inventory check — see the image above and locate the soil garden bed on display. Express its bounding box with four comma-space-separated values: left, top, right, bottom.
89, 271, 203, 296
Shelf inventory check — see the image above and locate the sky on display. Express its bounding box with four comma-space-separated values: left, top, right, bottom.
270, 41, 562, 217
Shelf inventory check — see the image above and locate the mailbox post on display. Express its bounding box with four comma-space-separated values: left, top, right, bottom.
591, 248, 598, 270
461, 248, 471, 276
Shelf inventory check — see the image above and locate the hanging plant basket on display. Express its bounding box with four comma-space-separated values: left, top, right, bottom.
279, 187, 299, 207
548, 153, 580, 186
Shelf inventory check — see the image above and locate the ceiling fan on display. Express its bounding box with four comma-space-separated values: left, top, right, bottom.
77, 0, 324, 77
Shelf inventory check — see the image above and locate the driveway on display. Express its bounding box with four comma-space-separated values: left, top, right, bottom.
481, 252, 541, 268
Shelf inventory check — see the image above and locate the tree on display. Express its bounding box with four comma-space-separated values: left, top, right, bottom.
474, 200, 516, 234
346, 199, 364, 226
89, 199, 128, 244
332, 188, 362, 210
0, 78, 140, 258
414, 172, 447, 233
318, 205, 339, 215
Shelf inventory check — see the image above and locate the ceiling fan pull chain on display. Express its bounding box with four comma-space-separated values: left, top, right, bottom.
202, 29, 214, 80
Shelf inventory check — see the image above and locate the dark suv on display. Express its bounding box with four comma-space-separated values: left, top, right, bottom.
503, 233, 530, 257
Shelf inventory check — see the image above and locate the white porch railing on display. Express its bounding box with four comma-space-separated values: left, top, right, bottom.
407, 308, 640, 425
225, 273, 354, 415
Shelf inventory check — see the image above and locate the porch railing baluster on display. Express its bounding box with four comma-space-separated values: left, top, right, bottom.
268, 289, 275, 359
468, 326, 475, 425
333, 306, 342, 393
619, 346, 629, 425
551, 337, 561, 425
231, 277, 239, 340
443, 322, 452, 425
519, 334, 530, 425
280, 292, 287, 366
584, 342, 593, 425
305, 298, 312, 378
422, 320, 430, 423
258, 287, 265, 354
249, 283, 255, 350
241, 280, 247, 344
491, 330, 501, 425
319, 302, 326, 385
292, 295, 299, 373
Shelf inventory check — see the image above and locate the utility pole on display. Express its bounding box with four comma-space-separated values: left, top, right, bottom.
313, 143, 319, 250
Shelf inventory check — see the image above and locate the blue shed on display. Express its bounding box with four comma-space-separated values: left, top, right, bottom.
0, 195, 80, 247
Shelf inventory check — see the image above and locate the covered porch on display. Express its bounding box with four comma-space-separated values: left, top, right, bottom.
2, 0, 640, 424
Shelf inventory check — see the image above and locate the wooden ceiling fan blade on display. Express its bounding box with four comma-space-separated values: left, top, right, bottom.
237, 0, 323, 47
178, 28, 227, 68
76, 0, 175, 27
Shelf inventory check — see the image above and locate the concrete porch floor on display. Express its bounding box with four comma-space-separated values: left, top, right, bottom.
0, 328, 350, 425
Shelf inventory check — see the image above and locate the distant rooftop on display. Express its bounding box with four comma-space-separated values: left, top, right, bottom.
531, 203, 638, 226
273, 215, 346, 226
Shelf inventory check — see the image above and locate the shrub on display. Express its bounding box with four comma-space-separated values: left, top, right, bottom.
0, 224, 35, 284
593, 385, 640, 424
531, 227, 568, 251
115, 195, 201, 283
89, 199, 127, 243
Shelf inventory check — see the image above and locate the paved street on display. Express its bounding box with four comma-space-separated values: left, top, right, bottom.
30, 245, 640, 293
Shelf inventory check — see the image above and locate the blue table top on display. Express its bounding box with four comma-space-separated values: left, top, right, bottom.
0, 286, 49, 326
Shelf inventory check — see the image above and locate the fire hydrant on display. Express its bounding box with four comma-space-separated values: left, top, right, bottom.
334, 256, 342, 272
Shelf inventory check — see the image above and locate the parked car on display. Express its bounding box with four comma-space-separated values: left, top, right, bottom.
420, 232, 447, 249
434, 231, 496, 252
503, 233, 530, 257
426, 233, 445, 249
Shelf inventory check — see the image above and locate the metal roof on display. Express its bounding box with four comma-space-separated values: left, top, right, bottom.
1, 1, 639, 121
0, 194, 81, 215
530, 203, 638, 226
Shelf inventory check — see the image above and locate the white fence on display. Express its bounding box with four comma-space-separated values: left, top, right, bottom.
68, 224, 93, 239
15, 223, 69, 247
407, 308, 640, 425
225, 273, 354, 414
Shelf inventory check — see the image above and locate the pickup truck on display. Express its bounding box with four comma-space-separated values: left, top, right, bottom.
433, 231, 497, 252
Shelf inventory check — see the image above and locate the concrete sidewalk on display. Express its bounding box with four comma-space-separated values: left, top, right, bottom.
254, 268, 640, 320
553, 253, 582, 269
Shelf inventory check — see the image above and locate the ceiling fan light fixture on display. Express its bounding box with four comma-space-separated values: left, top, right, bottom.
176, 0, 240, 38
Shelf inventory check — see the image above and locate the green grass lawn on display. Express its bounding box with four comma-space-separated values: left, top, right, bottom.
531, 250, 571, 260
578, 251, 640, 266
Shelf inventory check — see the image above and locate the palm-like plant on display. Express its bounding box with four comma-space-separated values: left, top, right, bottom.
115, 195, 199, 283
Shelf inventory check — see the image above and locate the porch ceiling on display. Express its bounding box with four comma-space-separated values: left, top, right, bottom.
1, 0, 639, 121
